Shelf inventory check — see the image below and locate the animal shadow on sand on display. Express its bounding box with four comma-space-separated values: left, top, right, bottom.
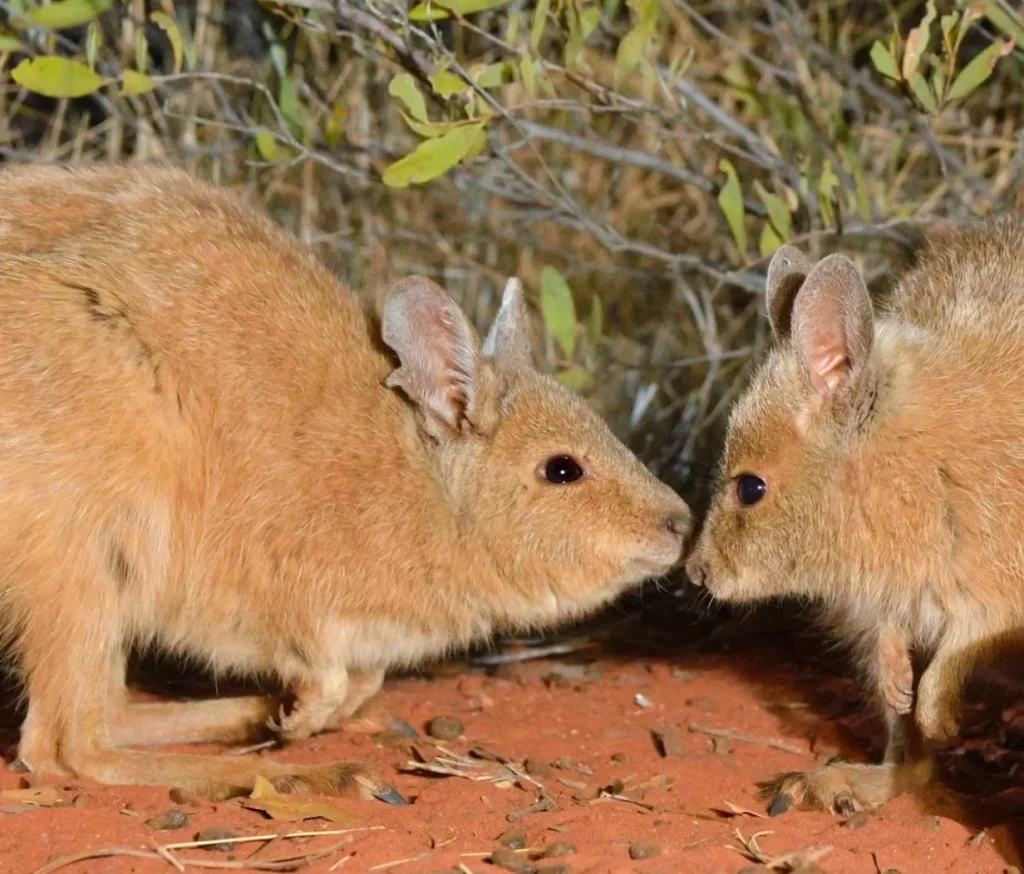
594, 583, 1024, 870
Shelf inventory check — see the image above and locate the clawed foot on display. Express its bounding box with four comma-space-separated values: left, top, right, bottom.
759, 762, 901, 817
267, 699, 332, 742
915, 692, 960, 743
201, 759, 408, 805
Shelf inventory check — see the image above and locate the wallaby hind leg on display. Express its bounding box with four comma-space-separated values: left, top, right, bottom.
20, 561, 405, 804
111, 697, 278, 748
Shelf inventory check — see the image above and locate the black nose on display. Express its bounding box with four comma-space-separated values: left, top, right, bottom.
685, 555, 707, 587
665, 511, 691, 539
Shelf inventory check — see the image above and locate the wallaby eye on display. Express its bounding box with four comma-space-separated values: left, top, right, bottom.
543, 455, 584, 484
736, 474, 767, 506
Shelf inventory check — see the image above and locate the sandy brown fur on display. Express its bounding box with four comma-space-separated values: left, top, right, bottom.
687, 213, 1024, 814
0, 163, 691, 800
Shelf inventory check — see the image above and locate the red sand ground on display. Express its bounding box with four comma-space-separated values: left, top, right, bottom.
2, 607, 1023, 874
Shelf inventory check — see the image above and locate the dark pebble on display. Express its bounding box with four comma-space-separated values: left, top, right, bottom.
843, 811, 870, 830
628, 842, 660, 860
499, 828, 528, 849
194, 827, 240, 852
145, 809, 189, 831
524, 758, 554, 778
489, 847, 537, 873
427, 715, 464, 740
542, 842, 576, 858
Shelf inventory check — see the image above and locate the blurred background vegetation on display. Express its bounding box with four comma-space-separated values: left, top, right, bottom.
0, 0, 1021, 520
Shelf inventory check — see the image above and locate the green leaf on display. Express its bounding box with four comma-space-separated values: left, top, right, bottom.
473, 61, 508, 89
818, 159, 840, 226
121, 69, 155, 97
382, 121, 487, 187
255, 131, 281, 162
901, 0, 936, 80
430, 69, 466, 99
531, 0, 549, 52
716, 158, 746, 257
753, 180, 791, 242
85, 19, 101, 69
399, 112, 467, 138
519, 56, 537, 97
758, 223, 783, 257
615, 24, 650, 80
409, 0, 511, 22
279, 74, 304, 134
555, 366, 591, 391
870, 40, 900, 80
947, 36, 1016, 102
390, 72, 428, 121
0, 33, 22, 52
27, 0, 110, 30
540, 266, 577, 359
11, 56, 104, 98
907, 70, 937, 112
151, 11, 184, 74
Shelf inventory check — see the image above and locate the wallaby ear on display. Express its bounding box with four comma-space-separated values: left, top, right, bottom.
766, 244, 813, 340
791, 253, 873, 394
482, 277, 533, 371
381, 276, 483, 433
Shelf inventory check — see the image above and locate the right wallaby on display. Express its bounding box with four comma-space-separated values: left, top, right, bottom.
687, 214, 1024, 815
0, 163, 692, 802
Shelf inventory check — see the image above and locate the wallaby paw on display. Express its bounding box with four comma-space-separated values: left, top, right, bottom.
915, 698, 960, 744
266, 702, 328, 743
758, 762, 895, 817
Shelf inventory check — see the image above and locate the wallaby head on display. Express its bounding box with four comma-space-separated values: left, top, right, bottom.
382, 274, 692, 629
686, 245, 893, 604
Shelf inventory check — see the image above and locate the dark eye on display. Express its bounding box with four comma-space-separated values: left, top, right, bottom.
736, 474, 767, 506
543, 455, 585, 484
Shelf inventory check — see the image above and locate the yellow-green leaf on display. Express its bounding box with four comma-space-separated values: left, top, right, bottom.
151, 11, 184, 74
400, 112, 478, 138
907, 70, 937, 112
430, 69, 466, 99
759, 223, 784, 258
85, 19, 101, 69
531, 0, 549, 52
473, 61, 507, 89
27, 0, 110, 30
0, 33, 22, 51
615, 24, 649, 80
255, 131, 281, 162
519, 56, 537, 97
870, 40, 899, 80
540, 266, 577, 360
121, 69, 155, 97
390, 72, 427, 121
947, 37, 1016, 102
753, 180, 792, 242
135, 29, 148, 74
11, 56, 104, 98
409, 0, 510, 22
382, 121, 487, 187
716, 158, 746, 257
901, 0, 936, 80
555, 366, 591, 391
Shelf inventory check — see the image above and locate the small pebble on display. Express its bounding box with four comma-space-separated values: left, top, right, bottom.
499, 828, 528, 849
489, 847, 537, 874
145, 808, 189, 831
628, 842, 660, 860
169, 787, 201, 806
524, 758, 553, 778
610, 752, 627, 763
427, 715, 464, 740
843, 811, 870, 830
194, 827, 240, 852
552, 757, 573, 770
634, 693, 653, 708
542, 842, 576, 858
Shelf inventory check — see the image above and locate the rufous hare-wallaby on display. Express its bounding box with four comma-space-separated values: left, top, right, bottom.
0, 164, 691, 802
687, 213, 1024, 815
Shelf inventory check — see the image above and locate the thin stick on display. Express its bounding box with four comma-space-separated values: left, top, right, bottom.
688, 724, 805, 756
161, 826, 384, 851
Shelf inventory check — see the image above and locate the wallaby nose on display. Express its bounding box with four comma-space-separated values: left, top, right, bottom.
685, 554, 707, 587
665, 510, 691, 540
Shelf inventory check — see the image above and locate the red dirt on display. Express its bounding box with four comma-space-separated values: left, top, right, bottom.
2, 607, 1023, 874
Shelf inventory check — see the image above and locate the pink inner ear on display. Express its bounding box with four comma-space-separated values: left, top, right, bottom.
806, 345, 848, 393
